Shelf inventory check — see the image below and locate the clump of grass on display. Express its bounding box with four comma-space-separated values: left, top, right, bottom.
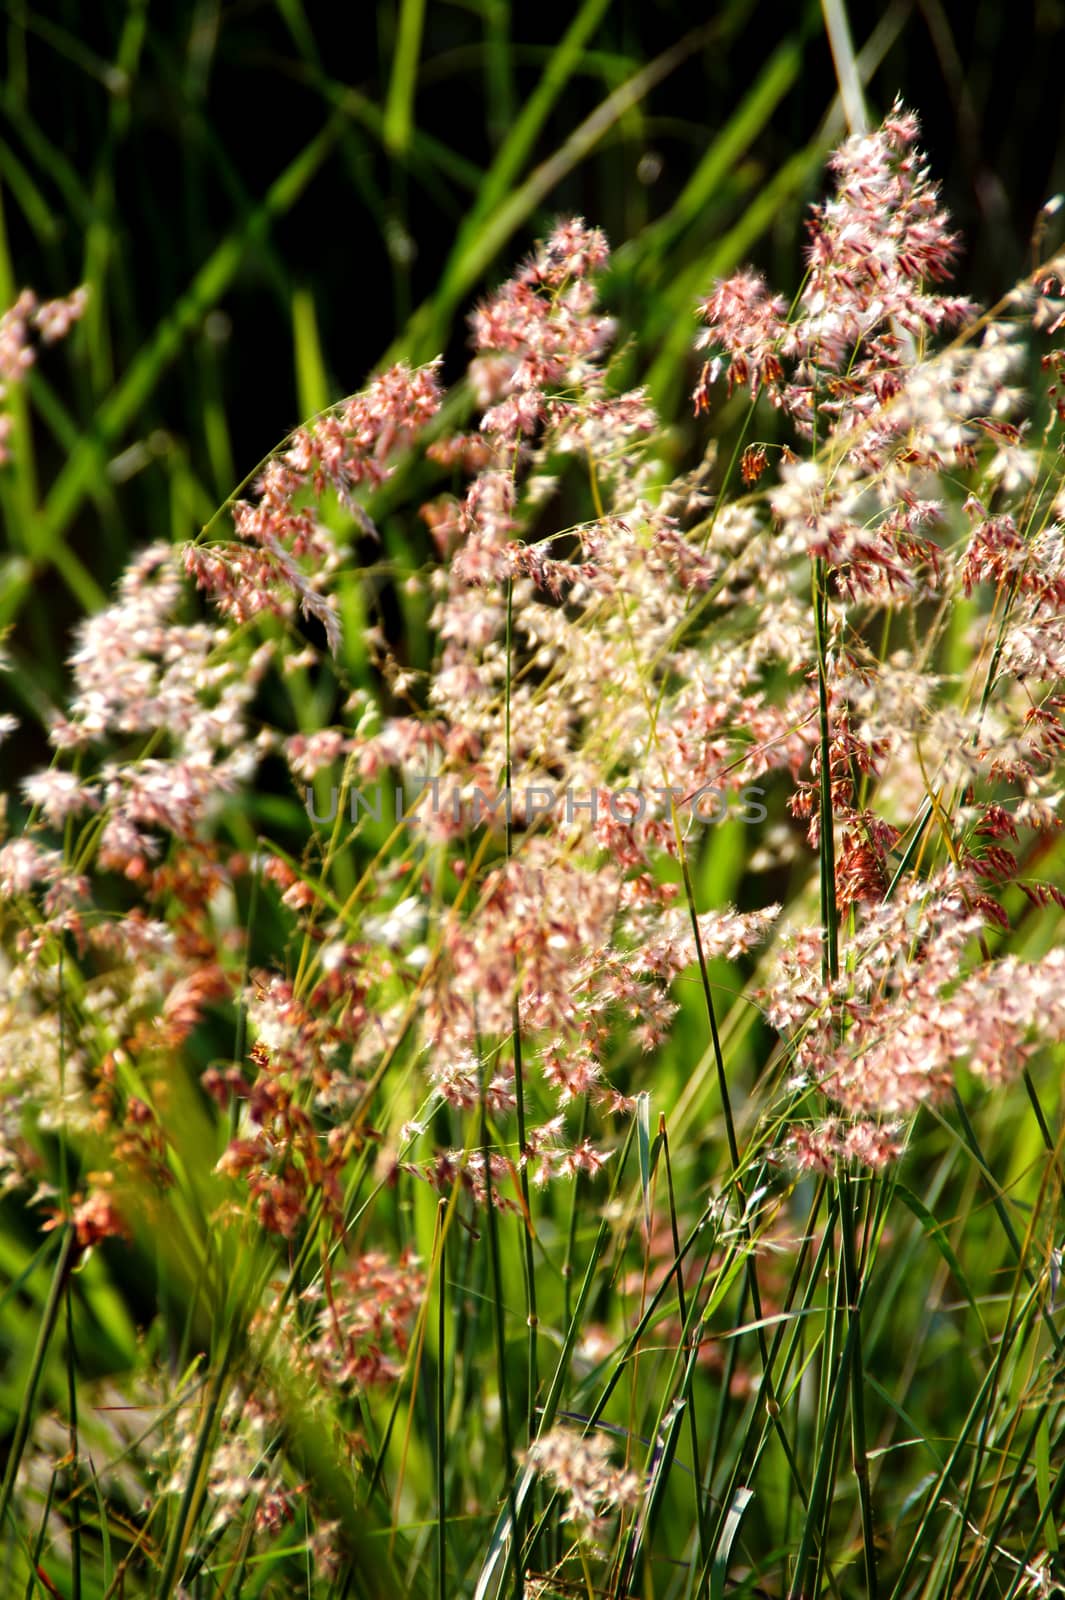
2, 97, 1065, 1600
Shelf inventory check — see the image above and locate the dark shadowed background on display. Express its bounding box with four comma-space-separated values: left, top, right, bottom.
1, 0, 1063, 733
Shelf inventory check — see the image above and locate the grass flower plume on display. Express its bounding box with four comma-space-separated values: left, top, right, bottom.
1, 103, 1064, 1600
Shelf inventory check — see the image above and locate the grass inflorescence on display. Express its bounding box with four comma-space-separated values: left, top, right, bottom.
1, 14, 1065, 1599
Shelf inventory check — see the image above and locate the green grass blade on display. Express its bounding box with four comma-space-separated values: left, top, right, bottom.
383, 0, 427, 155
292, 287, 331, 419
710, 1485, 754, 1600
894, 1182, 988, 1338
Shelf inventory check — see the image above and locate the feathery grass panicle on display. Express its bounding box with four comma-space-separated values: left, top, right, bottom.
1, 105, 1064, 1600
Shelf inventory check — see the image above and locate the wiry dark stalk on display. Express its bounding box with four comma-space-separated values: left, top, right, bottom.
615, 569, 780, 1478
1021, 1066, 1057, 1156
813, 542, 878, 1593
963, 1395, 1053, 1600
813, 554, 839, 988
676, 840, 812, 1504
55, 948, 82, 1600
787, 1308, 860, 1600
839, 1168, 878, 1598
538, 1118, 638, 1435
561, 1097, 589, 1332
583, 1197, 726, 1434
887, 1280, 1043, 1600
703, 1207, 846, 1600
154, 1338, 233, 1600
701, 1274, 747, 1529
496, 1123, 639, 1589
478, 1046, 519, 1600
614, 1194, 725, 1600
949, 1088, 1062, 1354
677, 849, 743, 1175
435, 1200, 448, 1600
661, 1117, 708, 1569
22, 1469, 57, 1600
0, 1227, 78, 1543
940, 1164, 1052, 1600
998, 1399, 1065, 1600
504, 574, 539, 1440
65, 1282, 81, 1600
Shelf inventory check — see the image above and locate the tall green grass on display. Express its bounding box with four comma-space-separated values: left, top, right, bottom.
1, 6, 1064, 1600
